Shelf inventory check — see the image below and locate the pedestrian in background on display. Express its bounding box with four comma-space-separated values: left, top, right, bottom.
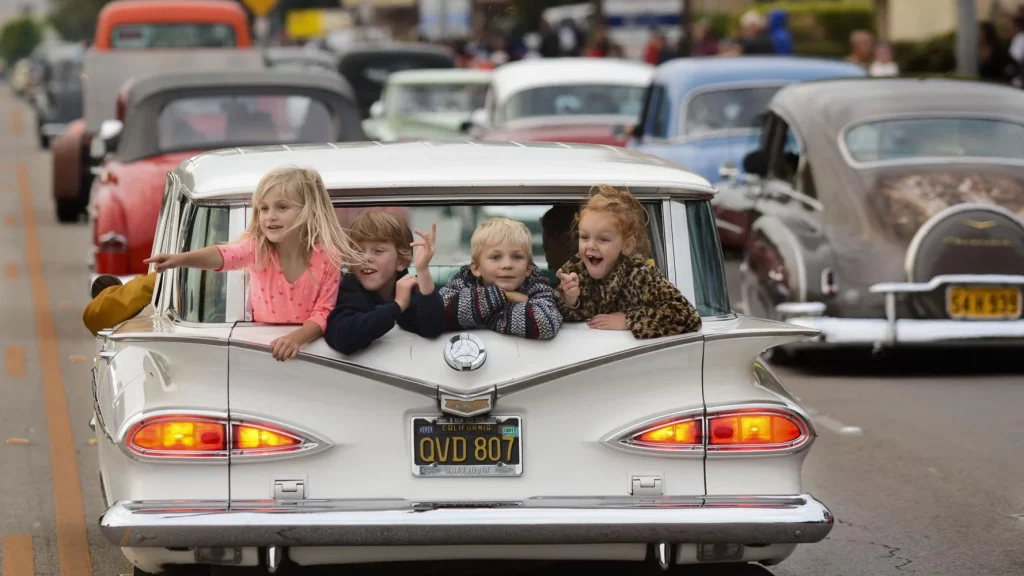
846, 30, 874, 69
737, 10, 773, 55
869, 42, 899, 76
978, 21, 1015, 83
767, 9, 793, 55
688, 19, 719, 57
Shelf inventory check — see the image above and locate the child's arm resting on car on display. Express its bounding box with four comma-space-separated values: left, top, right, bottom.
488, 272, 563, 339
324, 277, 405, 355
439, 268, 507, 330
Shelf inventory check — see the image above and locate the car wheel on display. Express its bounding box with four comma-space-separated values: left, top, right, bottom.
56, 197, 80, 223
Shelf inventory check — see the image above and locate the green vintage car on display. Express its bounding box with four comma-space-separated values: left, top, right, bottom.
361, 68, 491, 142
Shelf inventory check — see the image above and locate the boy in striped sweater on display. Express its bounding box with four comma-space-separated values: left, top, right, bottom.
439, 217, 562, 340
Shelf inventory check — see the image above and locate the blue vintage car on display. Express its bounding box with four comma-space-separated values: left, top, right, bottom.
629, 56, 867, 183
627, 56, 867, 252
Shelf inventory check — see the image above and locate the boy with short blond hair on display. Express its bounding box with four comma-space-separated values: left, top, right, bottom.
324, 211, 444, 354
439, 217, 562, 339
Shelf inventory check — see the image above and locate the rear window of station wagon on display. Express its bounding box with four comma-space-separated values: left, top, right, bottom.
173, 199, 731, 324
843, 117, 1024, 163
111, 23, 237, 49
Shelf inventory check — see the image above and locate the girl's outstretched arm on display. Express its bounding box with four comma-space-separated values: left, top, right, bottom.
145, 246, 225, 272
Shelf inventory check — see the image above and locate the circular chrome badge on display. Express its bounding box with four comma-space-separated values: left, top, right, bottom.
443, 333, 487, 371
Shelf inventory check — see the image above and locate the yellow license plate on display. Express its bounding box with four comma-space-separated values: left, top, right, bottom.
947, 287, 1022, 319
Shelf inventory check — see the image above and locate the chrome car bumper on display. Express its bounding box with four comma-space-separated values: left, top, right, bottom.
100, 495, 833, 548
778, 274, 1024, 348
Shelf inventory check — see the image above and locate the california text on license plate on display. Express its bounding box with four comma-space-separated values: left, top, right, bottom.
947, 286, 1022, 319
411, 416, 522, 477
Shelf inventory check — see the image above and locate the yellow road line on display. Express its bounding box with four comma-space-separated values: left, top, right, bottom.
5, 345, 25, 379
2, 535, 34, 576
16, 162, 93, 576
4, 215, 16, 228
4, 262, 17, 279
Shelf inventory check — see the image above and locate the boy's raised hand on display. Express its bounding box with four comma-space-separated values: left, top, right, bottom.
411, 223, 437, 271
411, 223, 437, 295
555, 269, 580, 306
144, 253, 181, 272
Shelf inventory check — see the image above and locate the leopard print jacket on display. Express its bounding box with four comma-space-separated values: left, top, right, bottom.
556, 254, 702, 339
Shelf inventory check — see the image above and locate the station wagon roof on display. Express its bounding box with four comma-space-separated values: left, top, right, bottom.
491, 58, 653, 101
386, 68, 491, 85
653, 56, 866, 93
174, 141, 715, 201
127, 69, 356, 105
772, 77, 1024, 134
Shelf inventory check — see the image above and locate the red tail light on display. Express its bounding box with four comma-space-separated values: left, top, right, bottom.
608, 406, 812, 456
706, 408, 810, 453
124, 414, 327, 460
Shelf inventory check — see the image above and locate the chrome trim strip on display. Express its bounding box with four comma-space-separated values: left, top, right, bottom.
703, 327, 819, 342
231, 340, 439, 399
108, 333, 229, 347
91, 367, 114, 443
497, 333, 704, 397
99, 494, 834, 548
871, 274, 1024, 293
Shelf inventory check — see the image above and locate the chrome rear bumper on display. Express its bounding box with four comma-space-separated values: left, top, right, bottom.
778, 274, 1024, 348
100, 495, 833, 548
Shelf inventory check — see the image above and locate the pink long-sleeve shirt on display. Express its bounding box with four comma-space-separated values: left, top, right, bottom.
215, 239, 340, 333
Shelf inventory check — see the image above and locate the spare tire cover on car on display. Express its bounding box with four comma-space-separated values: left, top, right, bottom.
905, 203, 1024, 318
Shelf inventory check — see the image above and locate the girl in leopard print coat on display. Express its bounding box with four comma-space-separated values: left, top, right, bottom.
555, 185, 702, 339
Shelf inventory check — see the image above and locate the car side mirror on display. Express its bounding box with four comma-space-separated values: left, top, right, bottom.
369, 100, 383, 119
90, 119, 123, 162
742, 150, 768, 178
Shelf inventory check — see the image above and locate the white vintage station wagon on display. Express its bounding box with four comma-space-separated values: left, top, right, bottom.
92, 142, 832, 575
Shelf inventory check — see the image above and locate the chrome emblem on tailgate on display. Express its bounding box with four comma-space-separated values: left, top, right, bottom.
443, 333, 486, 371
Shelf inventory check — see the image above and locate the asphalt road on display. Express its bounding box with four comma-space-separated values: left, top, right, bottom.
1, 88, 1022, 576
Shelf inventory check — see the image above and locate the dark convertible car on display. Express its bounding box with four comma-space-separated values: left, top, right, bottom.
727, 78, 1024, 356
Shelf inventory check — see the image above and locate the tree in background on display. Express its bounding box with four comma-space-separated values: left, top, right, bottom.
47, 0, 110, 42
0, 17, 42, 65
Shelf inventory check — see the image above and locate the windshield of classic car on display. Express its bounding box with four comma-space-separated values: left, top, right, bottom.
844, 117, 1024, 163
111, 23, 237, 49
387, 83, 488, 116
157, 95, 337, 150
502, 85, 645, 121
683, 86, 780, 137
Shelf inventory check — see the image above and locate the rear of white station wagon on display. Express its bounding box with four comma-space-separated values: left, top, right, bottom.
94, 143, 832, 575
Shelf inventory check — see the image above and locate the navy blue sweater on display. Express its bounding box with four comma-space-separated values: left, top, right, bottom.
323, 271, 445, 355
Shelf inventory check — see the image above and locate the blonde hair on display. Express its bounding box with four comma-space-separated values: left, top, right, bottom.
349, 211, 414, 265
242, 166, 363, 270
471, 218, 533, 262
578, 185, 652, 257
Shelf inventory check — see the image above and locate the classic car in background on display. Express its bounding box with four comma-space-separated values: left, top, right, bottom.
332, 41, 456, 118
627, 56, 866, 253
463, 57, 653, 146
732, 78, 1024, 358
27, 42, 85, 148
88, 69, 364, 288
94, 141, 831, 575
361, 68, 491, 141
48, 0, 254, 222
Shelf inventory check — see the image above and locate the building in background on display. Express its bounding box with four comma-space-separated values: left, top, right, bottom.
876, 0, 1020, 42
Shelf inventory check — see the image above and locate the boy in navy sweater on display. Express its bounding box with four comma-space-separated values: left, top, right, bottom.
323, 212, 444, 354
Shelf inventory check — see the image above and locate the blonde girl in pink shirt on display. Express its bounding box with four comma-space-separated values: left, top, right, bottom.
146, 166, 362, 361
